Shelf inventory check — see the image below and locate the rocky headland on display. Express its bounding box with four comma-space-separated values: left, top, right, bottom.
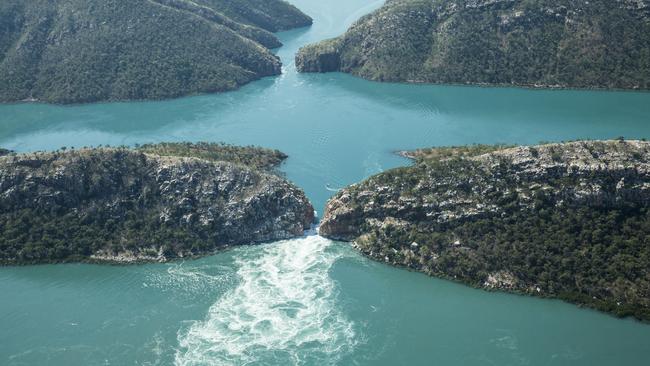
296, 0, 650, 90
320, 140, 650, 320
0, 143, 314, 264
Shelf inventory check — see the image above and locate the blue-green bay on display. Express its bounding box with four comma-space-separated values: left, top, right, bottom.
1, 0, 650, 365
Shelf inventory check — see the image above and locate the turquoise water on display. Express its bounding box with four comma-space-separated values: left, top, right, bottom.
1, 0, 650, 364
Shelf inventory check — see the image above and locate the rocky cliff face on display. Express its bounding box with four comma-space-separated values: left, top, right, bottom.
0, 0, 312, 104
297, 0, 650, 90
295, 39, 342, 73
321, 140, 650, 320
0, 145, 314, 264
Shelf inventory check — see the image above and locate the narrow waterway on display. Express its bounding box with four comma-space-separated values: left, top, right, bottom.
1, 1, 650, 365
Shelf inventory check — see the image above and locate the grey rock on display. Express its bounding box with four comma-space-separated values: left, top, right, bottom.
0, 147, 314, 264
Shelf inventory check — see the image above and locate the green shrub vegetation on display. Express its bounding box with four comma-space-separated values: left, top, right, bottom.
0, 0, 312, 104
297, 0, 650, 90
402, 144, 515, 163
137, 142, 287, 171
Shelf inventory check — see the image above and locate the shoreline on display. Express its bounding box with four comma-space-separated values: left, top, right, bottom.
339, 70, 650, 94
332, 237, 650, 324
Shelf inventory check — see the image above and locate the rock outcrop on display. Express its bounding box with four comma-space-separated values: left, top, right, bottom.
0, 143, 314, 264
295, 39, 342, 73
321, 140, 650, 320
297, 0, 650, 90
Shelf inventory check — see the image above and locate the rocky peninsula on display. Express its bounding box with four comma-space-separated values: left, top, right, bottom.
0, 143, 314, 264
320, 140, 650, 320
0, 0, 312, 104
297, 0, 650, 90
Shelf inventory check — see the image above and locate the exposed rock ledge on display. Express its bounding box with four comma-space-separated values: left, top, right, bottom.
0, 143, 314, 264
320, 140, 650, 321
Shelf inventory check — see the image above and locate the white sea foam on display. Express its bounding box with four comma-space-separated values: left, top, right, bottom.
325, 183, 341, 192
175, 236, 356, 366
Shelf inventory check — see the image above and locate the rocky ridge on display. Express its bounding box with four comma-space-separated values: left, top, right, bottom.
0, 0, 312, 103
296, 0, 650, 90
320, 140, 650, 320
0, 143, 314, 264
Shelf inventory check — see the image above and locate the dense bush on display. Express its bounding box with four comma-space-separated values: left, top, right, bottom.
0, 208, 211, 264
362, 203, 650, 320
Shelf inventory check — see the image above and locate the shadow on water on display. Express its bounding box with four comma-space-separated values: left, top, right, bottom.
315, 71, 650, 133
0, 75, 281, 141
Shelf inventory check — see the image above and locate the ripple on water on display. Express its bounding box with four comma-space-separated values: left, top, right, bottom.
146, 262, 236, 298
175, 236, 357, 366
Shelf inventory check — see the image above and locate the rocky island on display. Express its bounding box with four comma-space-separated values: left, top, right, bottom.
0, 142, 314, 264
0, 0, 312, 104
320, 140, 650, 320
297, 0, 650, 90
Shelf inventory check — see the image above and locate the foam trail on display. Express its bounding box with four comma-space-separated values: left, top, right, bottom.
175, 236, 356, 366
325, 183, 342, 192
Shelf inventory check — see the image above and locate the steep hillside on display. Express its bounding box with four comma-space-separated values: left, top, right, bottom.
297, 0, 650, 90
321, 140, 650, 320
0, 0, 312, 104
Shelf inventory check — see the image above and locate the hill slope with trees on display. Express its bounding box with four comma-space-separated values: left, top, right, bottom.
0, 0, 312, 104
297, 0, 650, 90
